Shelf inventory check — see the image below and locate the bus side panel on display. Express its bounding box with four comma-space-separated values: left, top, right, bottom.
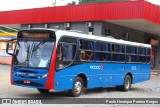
54, 63, 150, 91
54, 63, 123, 90
85, 63, 114, 88
54, 63, 113, 90
54, 64, 89, 90
54, 72, 74, 90
111, 63, 127, 86
132, 64, 150, 84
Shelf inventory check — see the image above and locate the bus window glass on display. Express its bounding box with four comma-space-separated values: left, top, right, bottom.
146, 49, 150, 55
112, 53, 125, 62
112, 44, 119, 52
95, 42, 111, 51
137, 47, 147, 63
95, 42, 104, 51
138, 56, 146, 63
146, 48, 150, 63
112, 44, 125, 53
146, 56, 150, 63
78, 39, 94, 61
79, 50, 94, 61
95, 42, 111, 61
126, 46, 137, 54
138, 47, 146, 55
126, 55, 137, 62
13, 41, 54, 68
95, 52, 111, 61
56, 37, 77, 69
112, 44, 125, 62
79, 40, 94, 50
104, 43, 111, 51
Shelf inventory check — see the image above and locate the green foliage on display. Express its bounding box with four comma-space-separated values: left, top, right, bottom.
67, 0, 123, 5
0, 26, 18, 32
67, 1, 76, 5
78, 0, 122, 4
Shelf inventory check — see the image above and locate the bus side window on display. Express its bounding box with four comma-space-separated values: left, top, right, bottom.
138, 48, 146, 63
95, 42, 111, 62
56, 37, 77, 70
57, 44, 61, 61
111, 44, 125, 62
126, 46, 137, 63
105, 43, 111, 61
90, 41, 94, 50
78, 39, 94, 61
146, 48, 150, 63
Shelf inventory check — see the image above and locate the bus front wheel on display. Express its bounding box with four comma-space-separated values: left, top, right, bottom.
37, 89, 50, 94
116, 75, 131, 91
70, 76, 84, 97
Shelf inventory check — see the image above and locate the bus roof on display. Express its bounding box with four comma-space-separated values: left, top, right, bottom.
19, 28, 151, 49
55, 30, 151, 49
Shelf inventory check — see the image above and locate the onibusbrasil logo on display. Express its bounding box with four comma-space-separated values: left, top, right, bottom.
90, 65, 104, 70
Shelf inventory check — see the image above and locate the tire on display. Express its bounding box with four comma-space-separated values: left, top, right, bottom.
37, 89, 50, 94
116, 75, 131, 91
70, 76, 84, 97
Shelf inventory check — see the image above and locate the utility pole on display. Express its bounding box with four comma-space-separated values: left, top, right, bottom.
52, 0, 56, 6
55, 0, 56, 6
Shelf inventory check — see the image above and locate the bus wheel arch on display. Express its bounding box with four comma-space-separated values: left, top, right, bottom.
116, 72, 132, 92
70, 73, 87, 97
126, 72, 133, 84
77, 73, 87, 88
37, 89, 50, 94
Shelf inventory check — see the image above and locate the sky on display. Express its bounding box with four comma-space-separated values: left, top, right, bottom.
0, 0, 159, 11
0, 0, 78, 11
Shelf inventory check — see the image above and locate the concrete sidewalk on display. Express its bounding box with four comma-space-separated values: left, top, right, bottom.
151, 70, 160, 75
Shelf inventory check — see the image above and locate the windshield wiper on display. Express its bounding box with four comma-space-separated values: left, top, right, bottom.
32, 41, 45, 52
30, 41, 45, 57
26, 44, 30, 62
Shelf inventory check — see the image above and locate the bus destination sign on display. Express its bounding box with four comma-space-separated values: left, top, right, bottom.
22, 33, 49, 38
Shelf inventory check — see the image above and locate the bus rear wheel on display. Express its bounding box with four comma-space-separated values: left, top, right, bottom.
116, 75, 131, 91
70, 76, 84, 97
37, 89, 50, 94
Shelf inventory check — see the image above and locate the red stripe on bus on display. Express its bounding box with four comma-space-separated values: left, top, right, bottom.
44, 45, 56, 89
10, 55, 14, 85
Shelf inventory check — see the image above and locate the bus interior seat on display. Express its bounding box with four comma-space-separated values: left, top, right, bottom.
95, 53, 100, 61
105, 53, 110, 61
90, 42, 94, 50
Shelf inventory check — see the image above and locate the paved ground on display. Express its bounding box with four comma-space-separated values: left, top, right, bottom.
0, 64, 160, 106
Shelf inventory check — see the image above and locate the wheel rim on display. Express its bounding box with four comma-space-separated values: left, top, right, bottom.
125, 76, 131, 89
74, 80, 82, 94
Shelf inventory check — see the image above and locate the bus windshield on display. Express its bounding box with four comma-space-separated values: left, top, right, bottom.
13, 40, 54, 68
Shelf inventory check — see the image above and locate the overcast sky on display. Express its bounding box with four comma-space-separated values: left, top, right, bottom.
0, 0, 159, 11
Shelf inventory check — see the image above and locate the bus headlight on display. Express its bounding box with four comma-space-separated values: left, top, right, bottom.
42, 73, 48, 78
38, 73, 48, 79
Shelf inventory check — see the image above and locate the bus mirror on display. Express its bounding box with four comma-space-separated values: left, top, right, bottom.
15, 49, 19, 56
6, 42, 13, 55
6, 39, 16, 56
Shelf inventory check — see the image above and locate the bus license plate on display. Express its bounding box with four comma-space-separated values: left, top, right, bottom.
24, 80, 31, 84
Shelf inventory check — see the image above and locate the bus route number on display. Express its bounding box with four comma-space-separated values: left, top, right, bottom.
131, 66, 136, 70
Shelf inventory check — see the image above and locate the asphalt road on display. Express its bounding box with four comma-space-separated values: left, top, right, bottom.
0, 64, 160, 106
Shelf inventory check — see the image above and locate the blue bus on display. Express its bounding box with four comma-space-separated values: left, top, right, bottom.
6, 29, 151, 97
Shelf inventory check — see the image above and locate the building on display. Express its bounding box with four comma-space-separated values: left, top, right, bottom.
0, 25, 19, 64
0, 0, 160, 69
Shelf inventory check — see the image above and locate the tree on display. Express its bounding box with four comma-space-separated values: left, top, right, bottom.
78, 0, 124, 4
67, 1, 76, 5
67, 0, 126, 5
